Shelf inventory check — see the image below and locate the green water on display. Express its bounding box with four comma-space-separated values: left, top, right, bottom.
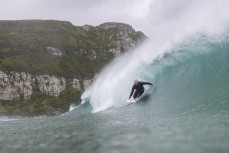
1, 35, 229, 153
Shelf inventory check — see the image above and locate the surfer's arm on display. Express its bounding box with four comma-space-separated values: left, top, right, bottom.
142, 82, 153, 86
129, 87, 135, 99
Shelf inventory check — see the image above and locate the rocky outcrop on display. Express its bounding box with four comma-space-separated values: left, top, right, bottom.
82, 22, 147, 57
70, 79, 82, 91
97, 22, 147, 57
0, 71, 93, 101
36, 75, 66, 97
83, 24, 95, 32
0, 71, 34, 100
46, 47, 64, 57
98, 22, 134, 31
83, 79, 93, 90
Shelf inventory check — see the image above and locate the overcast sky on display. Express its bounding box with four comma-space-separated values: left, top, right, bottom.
0, 0, 152, 31
1, 0, 229, 37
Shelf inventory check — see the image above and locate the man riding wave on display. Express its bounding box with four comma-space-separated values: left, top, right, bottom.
129, 80, 153, 100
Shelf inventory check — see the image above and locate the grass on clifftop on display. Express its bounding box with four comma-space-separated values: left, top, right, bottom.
0, 20, 116, 79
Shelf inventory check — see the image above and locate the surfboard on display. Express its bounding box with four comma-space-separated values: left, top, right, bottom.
126, 98, 139, 103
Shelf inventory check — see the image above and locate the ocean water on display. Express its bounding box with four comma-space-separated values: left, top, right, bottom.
1, 33, 229, 153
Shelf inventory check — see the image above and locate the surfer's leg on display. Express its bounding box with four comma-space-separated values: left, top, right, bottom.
137, 89, 144, 98
133, 91, 138, 99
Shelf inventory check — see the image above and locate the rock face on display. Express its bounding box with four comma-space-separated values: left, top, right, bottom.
36, 75, 66, 97
0, 71, 91, 101
96, 22, 146, 57
0, 71, 34, 100
70, 79, 82, 91
98, 22, 133, 30
46, 47, 64, 57
83, 24, 95, 32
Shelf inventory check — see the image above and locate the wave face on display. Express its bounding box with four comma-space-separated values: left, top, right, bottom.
141, 33, 229, 117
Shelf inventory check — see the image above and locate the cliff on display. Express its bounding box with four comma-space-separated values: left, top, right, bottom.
0, 20, 147, 116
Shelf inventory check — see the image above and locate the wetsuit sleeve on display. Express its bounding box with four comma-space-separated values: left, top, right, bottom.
141, 82, 153, 86
129, 86, 135, 99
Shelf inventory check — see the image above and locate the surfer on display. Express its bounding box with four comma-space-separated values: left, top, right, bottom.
129, 80, 153, 100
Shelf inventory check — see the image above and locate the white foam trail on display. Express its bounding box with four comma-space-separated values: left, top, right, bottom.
82, 0, 229, 113
0, 116, 23, 121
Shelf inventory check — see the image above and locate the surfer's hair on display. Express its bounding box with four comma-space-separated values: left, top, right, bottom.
134, 80, 139, 84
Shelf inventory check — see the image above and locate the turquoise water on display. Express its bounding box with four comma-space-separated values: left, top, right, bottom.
1, 34, 229, 153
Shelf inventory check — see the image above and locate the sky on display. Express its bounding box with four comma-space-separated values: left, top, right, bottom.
0, 0, 152, 32
1, 0, 229, 38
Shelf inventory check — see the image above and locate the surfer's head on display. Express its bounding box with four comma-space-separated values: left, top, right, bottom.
134, 80, 139, 85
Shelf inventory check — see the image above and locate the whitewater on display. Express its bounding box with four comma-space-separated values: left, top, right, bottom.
1, 1, 229, 153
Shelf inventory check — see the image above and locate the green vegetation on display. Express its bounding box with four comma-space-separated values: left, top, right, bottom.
0, 20, 119, 78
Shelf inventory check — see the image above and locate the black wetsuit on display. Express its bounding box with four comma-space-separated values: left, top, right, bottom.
129, 82, 152, 99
